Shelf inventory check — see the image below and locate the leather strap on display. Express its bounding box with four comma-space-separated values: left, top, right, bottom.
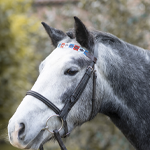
26, 90, 60, 114
53, 129, 67, 150
85, 52, 97, 63
39, 145, 44, 150
59, 62, 95, 121
89, 70, 97, 120
26, 91, 69, 136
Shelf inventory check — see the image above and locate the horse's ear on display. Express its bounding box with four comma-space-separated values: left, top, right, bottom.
74, 17, 94, 52
41, 22, 67, 47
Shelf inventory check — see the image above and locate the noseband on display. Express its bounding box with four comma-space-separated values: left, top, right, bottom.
26, 43, 97, 150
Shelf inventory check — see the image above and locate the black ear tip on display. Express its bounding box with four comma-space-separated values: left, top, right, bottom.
74, 16, 80, 21
74, 16, 77, 19
41, 22, 45, 25
74, 16, 84, 26
41, 22, 49, 28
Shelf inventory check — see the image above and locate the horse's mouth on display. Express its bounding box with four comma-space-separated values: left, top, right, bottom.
24, 130, 53, 150
38, 136, 53, 150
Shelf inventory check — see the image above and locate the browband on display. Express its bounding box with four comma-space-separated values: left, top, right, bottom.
57, 43, 97, 63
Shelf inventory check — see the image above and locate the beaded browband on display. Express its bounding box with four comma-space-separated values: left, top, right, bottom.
57, 43, 97, 63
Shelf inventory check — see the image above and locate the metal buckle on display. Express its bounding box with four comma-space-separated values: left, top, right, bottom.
43, 114, 64, 134
87, 66, 94, 71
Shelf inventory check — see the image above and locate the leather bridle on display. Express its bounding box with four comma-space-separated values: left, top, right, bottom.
26, 43, 97, 150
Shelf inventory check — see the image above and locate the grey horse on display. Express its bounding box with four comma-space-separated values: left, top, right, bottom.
8, 17, 150, 150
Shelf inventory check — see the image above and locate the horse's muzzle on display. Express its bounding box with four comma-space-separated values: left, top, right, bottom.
8, 120, 27, 149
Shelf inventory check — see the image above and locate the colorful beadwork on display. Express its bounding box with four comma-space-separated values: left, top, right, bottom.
57, 43, 88, 56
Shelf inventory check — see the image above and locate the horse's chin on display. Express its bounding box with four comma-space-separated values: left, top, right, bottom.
25, 137, 51, 150
24, 131, 52, 150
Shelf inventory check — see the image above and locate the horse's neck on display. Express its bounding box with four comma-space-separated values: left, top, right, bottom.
97, 42, 150, 150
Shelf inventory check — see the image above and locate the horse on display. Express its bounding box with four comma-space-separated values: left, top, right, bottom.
8, 16, 150, 150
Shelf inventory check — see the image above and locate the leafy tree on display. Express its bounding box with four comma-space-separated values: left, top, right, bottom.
0, 0, 40, 140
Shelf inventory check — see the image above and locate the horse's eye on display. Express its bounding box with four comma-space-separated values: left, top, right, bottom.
64, 68, 78, 76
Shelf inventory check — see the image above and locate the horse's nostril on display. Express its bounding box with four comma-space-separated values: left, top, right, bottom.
18, 123, 25, 140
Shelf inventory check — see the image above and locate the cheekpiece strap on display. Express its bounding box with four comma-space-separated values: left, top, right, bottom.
57, 43, 97, 63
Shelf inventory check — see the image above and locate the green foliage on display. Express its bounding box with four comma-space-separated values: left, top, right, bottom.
0, 0, 40, 139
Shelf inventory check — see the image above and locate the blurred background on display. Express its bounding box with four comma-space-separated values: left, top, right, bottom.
0, 0, 150, 150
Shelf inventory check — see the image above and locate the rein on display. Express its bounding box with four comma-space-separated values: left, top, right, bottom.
26, 43, 97, 150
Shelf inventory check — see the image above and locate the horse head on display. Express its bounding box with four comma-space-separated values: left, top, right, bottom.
8, 17, 103, 150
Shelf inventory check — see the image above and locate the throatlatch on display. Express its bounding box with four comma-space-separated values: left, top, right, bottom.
26, 43, 97, 150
